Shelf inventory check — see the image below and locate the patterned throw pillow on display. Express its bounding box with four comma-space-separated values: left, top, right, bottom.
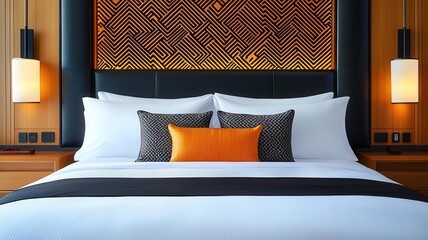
218, 110, 295, 162
136, 111, 213, 162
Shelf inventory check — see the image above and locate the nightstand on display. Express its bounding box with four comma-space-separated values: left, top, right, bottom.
0, 151, 75, 198
357, 152, 428, 196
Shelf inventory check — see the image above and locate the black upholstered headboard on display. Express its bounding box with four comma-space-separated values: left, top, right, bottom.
61, 0, 370, 148
94, 70, 335, 99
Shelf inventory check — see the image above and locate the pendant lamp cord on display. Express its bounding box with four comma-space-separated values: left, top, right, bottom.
24, 0, 28, 58
403, 0, 407, 58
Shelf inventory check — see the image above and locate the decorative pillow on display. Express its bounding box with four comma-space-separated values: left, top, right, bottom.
75, 97, 213, 161
98, 92, 217, 127
213, 92, 333, 128
218, 110, 295, 162
136, 111, 213, 162
215, 97, 357, 161
168, 124, 262, 162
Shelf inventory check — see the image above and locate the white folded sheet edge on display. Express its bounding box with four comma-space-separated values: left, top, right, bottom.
27, 160, 396, 187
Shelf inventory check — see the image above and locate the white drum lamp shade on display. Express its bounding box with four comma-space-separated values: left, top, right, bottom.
391, 59, 418, 103
12, 58, 40, 103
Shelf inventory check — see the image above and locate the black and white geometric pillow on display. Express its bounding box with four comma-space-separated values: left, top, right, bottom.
218, 110, 295, 162
136, 111, 213, 162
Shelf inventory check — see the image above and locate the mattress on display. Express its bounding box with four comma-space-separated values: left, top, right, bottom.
1, 160, 427, 240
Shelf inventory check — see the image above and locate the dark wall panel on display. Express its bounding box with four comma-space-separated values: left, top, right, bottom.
61, 0, 92, 147
95, 71, 156, 98
61, 69, 91, 147
94, 70, 336, 100
61, 0, 92, 69
274, 71, 336, 98
337, 0, 370, 147
156, 71, 273, 98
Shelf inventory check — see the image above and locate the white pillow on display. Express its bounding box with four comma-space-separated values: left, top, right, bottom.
98, 92, 217, 127
98, 92, 212, 103
75, 95, 213, 161
216, 97, 357, 161
214, 92, 334, 105
213, 92, 334, 128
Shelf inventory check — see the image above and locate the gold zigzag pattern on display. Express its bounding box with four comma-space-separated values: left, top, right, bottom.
96, 0, 334, 70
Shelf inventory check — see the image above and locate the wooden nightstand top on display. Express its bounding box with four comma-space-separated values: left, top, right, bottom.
0, 151, 75, 197
357, 151, 428, 196
0, 151, 75, 172
357, 151, 428, 171
0, 151, 75, 160
358, 151, 428, 162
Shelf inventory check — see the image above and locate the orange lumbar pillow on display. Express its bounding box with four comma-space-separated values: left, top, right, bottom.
168, 124, 262, 162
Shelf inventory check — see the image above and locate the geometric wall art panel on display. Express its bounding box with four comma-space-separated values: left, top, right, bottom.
95, 0, 334, 70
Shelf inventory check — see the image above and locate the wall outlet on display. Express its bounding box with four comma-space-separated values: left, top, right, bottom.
403, 133, 411, 143
41, 132, 55, 143
392, 132, 400, 143
18, 132, 27, 143
374, 133, 388, 143
29, 132, 38, 143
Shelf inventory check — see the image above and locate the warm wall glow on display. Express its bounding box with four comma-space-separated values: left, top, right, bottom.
11, 58, 40, 103
95, 0, 334, 70
391, 59, 419, 103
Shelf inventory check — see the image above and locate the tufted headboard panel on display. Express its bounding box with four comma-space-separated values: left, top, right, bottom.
61, 0, 370, 148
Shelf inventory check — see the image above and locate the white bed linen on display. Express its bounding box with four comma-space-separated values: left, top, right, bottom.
1, 161, 427, 240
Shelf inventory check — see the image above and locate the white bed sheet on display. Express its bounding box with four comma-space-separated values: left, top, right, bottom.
1, 160, 427, 240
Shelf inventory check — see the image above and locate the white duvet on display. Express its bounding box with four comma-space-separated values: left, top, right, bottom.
1, 161, 427, 240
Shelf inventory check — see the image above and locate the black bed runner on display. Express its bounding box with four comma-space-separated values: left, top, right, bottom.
1, 177, 428, 205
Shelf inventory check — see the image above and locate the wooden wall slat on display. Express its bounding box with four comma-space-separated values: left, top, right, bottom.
371, 0, 424, 146
0, 0, 59, 145
0, 0, 15, 145
419, 0, 428, 144
0, 0, 7, 144
13, 0, 60, 145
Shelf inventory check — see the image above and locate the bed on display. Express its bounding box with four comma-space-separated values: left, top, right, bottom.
2, 0, 428, 239
1, 160, 428, 240
1, 92, 428, 239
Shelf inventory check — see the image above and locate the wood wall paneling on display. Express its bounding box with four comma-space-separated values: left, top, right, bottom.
419, 0, 428, 144
0, 0, 14, 145
0, 0, 7, 144
0, 0, 59, 145
371, 0, 426, 146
